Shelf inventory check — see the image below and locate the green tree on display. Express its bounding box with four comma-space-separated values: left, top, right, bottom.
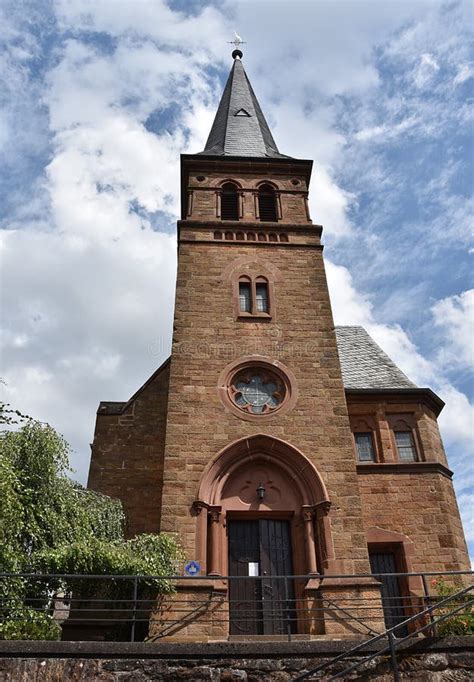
0, 406, 182, 640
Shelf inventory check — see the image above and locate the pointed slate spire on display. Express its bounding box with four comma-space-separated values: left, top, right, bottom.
199, 51, 291, 158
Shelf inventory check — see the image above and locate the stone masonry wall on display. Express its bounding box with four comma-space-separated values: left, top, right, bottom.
358, 471, 470, 573
346, 395, 470, 574
160, 223, 372, 574
1, 644, 473, 681
88, 361, 170, 537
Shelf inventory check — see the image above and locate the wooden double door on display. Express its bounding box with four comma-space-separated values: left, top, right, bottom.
228, 519, 296, 636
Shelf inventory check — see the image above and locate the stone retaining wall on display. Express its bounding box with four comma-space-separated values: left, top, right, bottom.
0, 638, 473, 681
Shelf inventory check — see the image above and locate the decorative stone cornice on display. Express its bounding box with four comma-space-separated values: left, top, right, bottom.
356, 462, 453, 479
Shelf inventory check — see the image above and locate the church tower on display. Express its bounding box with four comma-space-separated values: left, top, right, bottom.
160, 46, 370, 579
88, 48, 470, 640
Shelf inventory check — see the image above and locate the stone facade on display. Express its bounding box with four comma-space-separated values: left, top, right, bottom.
87, 54, 470, 640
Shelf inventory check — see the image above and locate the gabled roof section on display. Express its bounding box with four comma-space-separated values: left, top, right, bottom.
199, 55, 291, 159
335, 326, 417, 390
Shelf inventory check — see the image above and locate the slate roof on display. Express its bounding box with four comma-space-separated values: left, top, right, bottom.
335, 326, 417, 390
199, 56, 291, 158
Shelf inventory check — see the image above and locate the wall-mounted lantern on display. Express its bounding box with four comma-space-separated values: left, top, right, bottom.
256, 483, 265, 501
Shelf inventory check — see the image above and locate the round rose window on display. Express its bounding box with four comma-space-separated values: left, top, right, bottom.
230, 369, 285, 415
218, 356, 298, 422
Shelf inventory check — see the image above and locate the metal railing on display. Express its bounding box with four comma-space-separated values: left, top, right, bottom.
295, 582, 474, 680
1, 570, 472, 654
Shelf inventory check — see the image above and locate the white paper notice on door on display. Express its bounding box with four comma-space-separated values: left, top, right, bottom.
248, 562, 259, 576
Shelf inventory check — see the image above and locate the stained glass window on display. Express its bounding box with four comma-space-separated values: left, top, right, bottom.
231, 372, 284, 414
395, 431, 417, 461
354, 432, 375, 461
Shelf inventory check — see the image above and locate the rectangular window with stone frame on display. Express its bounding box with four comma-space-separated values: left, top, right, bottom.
354, 432, 376, 461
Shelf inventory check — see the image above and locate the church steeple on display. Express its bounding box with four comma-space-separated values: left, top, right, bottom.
199, 51, 291, 159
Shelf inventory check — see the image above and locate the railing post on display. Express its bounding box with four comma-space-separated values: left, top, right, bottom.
130, 576, 138, 642
284, 576, 291, 642
422, 573, 435, 636
388, 631, 401, 682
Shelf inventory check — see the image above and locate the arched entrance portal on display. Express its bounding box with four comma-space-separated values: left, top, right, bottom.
193, 435, 335, 635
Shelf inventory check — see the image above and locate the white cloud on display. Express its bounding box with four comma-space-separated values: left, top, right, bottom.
311, 169, 355, 238
354, 116, 420, 142
455, 491, 474, 543
453, 63, 474, 86
413, 52, 440, 88
431, 290, 474, 371
55, 0, 227, 55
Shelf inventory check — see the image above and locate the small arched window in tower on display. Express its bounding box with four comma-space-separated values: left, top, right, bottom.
239, 277, 252, 313
255, 277, 269, 313
258, 184, 278, 222
221, 182, 239, 221
389, 416, 420, 462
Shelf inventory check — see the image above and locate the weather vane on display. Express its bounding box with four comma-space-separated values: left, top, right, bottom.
229, 31, 246, 49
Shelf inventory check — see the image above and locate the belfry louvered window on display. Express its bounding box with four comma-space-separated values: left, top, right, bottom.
258, 184, 278, 222
221, 183, 239, 221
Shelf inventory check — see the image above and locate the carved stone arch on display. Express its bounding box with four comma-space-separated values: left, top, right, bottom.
194, 434, 335, 577
220, 254, 283, 282
198, 434, 328, 506
209, 178, 243, 189
391, 417, 412, 431
254, 179, 280, 191
352, 417, 374, 432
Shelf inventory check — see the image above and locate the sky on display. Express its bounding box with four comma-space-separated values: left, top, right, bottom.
1, 0, 473, 557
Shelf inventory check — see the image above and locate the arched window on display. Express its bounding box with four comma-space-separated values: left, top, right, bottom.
238, 277, 252, 313
388, 416, 420, 462
221, 183, 239, 221
350, 417, 379, 462
236, 275, 271, 317
255, 277, 269, 313
258, 184, 278, 222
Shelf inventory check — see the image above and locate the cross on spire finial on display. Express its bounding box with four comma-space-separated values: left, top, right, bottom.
228, 31, 246, 59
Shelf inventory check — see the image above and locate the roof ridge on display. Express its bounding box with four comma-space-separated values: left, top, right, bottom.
222, 59, 235, 156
